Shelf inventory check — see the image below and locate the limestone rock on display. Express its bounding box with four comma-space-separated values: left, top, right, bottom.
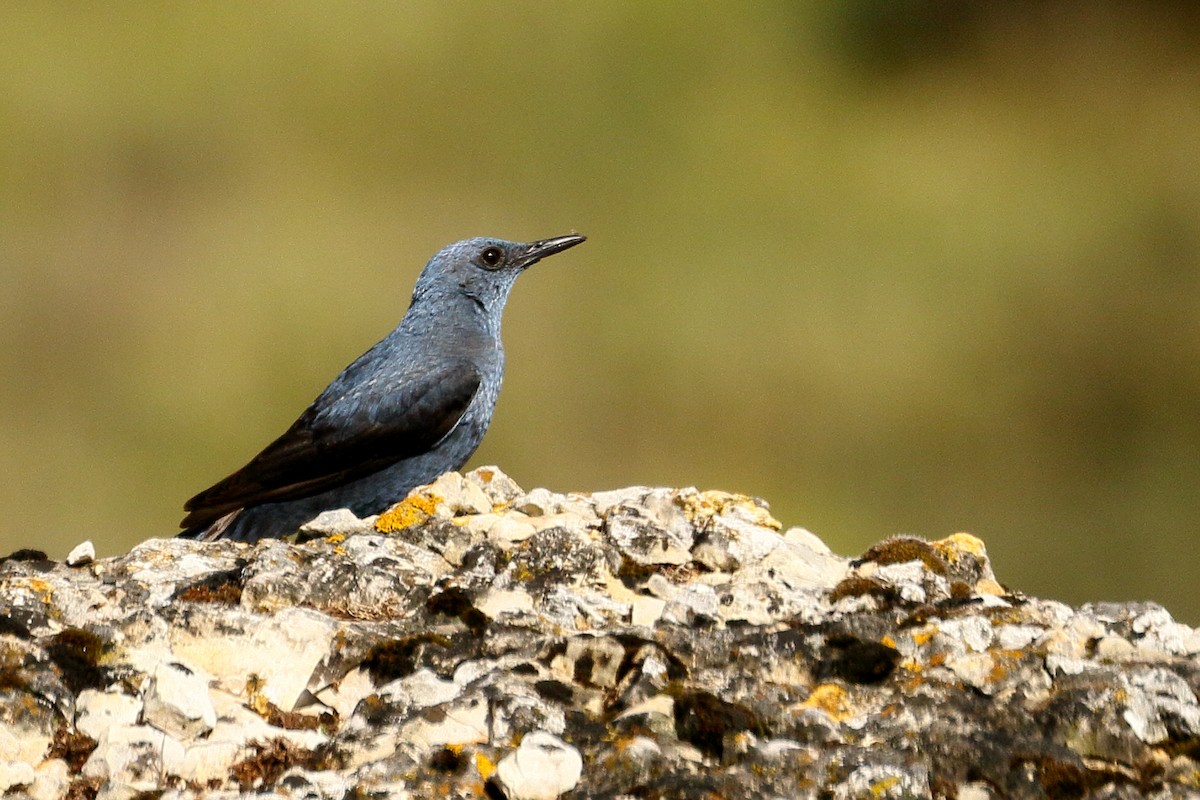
0, 468, 1196, 798
142, 661, 218, 739
65, 540, 95, 566
494, 731, 583, 800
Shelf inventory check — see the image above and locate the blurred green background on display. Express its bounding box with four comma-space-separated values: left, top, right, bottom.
2, 3, 1199, 620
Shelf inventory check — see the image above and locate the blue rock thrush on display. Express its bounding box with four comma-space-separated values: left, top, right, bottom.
179, 234, 586, 542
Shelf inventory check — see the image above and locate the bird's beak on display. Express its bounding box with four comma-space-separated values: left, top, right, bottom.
518, 234, 587, 268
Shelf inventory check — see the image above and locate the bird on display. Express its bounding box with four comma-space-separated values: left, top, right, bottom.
179, 233, 586, 542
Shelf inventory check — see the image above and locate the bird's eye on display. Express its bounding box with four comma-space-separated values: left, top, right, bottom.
480, 247, 503, 268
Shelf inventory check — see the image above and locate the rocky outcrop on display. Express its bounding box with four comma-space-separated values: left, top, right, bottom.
1, 467, 1199, 799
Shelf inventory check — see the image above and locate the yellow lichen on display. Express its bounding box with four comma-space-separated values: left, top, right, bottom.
375, 493, 443, 533
475, 752, 496, 779
800, 683, 852, 721
870, 776, 901, 797
933, 532, 988, 563
677, 490, 782, 530
325, 533, 346, 545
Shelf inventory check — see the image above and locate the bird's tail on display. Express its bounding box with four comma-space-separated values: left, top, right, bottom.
177, 509, 246, 542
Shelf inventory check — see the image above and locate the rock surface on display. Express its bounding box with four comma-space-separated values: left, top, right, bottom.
1, 467, 1199, 798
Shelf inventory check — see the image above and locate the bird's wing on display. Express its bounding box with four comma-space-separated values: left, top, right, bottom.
180, 361, 481, 530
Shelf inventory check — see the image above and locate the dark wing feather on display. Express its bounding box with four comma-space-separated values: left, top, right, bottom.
180, 361, 481, 529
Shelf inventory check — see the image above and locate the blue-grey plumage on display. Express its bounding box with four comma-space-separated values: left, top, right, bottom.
179, 234, 586, 542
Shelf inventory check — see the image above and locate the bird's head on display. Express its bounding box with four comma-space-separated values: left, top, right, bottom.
412, 234, 586, 312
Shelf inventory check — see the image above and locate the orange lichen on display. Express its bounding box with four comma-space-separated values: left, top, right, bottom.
374, 493, 443, 532
988, 649, 1025, 683
11, 577, 54, 602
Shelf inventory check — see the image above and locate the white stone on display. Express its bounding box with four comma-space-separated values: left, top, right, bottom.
400, 696, 489, 750
83, 724, 187, 788
783, 526, 833, 554
26, 758, 71, 800
514, 490, 601, 527
142, 661, 217, 739
495, 731, 583, 800
177, 737, 243, 783
477, 588, 535, 618
298, 508, 373, 537
382, 668, 462, 710
631, 595, 667, 626
714, 583, 778, 625
340, 730, 401, 769
937, 617, 994, 654
464, 465, 525, 503
606, 490, 694, 566
756, 531, 848, 591
996, 625, 1043, 651
527, 511, 594, 535
125, 539, 244, 605
1043, 615, 1107, 661
587, 486, 652, 514
755, 738, 806, 759
0, 725, 50, 768
0, 760, 34, 793
205, 689, 328, 751
75, 689, 143, 741
484, 515, 538, 547
1095, 636, 1135, 660
957, 783, 999, 800
646, 574, 719, 619
552, 636, 625, 688
460, 512, 500, 536
614, 693, 675, 722
621, 735, 665, 762
171, 606, 337, 710
1122, 668, 1200, 743
945, 653, 994, 691
96, 784, 154, 800
66, 540, 95, 566
313, 666, 379, 721
515, 487, 561, 515
276, 768, 353, 799
709, 515, 783, 565
873, 561, 929, 604
425, 471, 493, 515
1045, 654, 1091, 676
